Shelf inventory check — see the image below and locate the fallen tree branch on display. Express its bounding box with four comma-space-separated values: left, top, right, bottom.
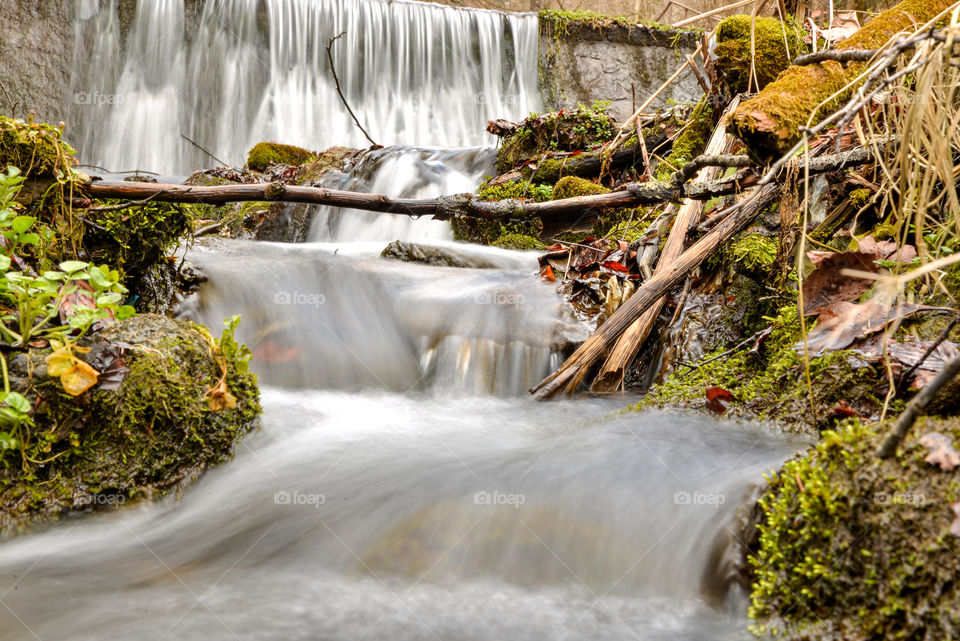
592, 96, 744, 393
877, 350, 960, 458
77, 144, 876, 221
530, 182, 781, 399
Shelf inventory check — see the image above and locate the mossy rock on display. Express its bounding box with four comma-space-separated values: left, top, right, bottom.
714, 16, 806, 94
296, 145, 357, 184
749, 417, 960, 640
85, 200, 191, 278
453, 178, 549, 245
552, 176, 610, 199
246, 142, 314, 172
0, 314, 261, 534
0, 115, 76, 178
492, 233, 545, 251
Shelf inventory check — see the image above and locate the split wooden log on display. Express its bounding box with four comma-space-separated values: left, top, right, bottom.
530, 183, 781, 400
591, 96, 742, 393
730, 0, 953, 158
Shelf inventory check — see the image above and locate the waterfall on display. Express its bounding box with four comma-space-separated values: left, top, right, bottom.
69, 0, 541, 176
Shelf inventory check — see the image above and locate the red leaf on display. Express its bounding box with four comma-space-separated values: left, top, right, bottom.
601, 261, 629, 273
831, 400, 858, 418
540, 264, 556, 282
705, 386, 735, 413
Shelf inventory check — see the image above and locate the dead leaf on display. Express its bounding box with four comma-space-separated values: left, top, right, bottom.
800, 301, 933, 355
540, 264, 556, 282
61, 360, 99, 396
919, 432, 960, 471
206, 378, 237, 411
705, 386, 735, 414
858, 235, 917, 264
802, 251, 879, 316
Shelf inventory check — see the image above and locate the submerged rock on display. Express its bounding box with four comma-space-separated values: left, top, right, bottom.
0, 314, 260, 534
380, 240, 505, 268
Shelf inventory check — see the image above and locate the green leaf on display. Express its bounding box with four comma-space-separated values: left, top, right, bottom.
59, 260, 89, 273
89, 266, 111, 290
42, 271, 66, 281
10, 216, 34, 234
0, 431, 19, 450
116, 305, 136, 320
18, 233, 39, 246
0, 255, 11, 271
4, 392, 30, 415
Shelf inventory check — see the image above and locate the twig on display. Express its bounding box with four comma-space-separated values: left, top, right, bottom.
793, 48, 879, 65
180, 134, 229, 168
672, 153, 753, 186
326, 32, 379, 148
76, 164, 160, 176
86, 190, 171, 213
672, 0, 756, 27
194, 220, 224, 237
895, 313, 960, 395
679, 326, 772, 373
877, 350, 960, 458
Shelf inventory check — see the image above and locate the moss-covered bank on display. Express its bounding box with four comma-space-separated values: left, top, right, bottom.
0, 314, 260, 534
749, 417, 960, 640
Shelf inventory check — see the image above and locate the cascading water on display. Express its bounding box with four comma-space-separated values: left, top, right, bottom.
69, 0, 540, 175
0, 1, 806, 639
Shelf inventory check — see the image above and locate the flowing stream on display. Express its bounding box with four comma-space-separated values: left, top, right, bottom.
0, 0, 807, 638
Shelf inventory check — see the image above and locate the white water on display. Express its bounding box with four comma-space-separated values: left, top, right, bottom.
69, 0, 540, 175
1, 2, 814, 639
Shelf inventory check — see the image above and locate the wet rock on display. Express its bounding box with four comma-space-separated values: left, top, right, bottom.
380, 240, 503, 269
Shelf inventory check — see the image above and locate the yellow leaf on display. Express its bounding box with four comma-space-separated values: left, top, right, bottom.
45, 348, 75, 377
205, 378, 237, 411
61, 361, 99, 396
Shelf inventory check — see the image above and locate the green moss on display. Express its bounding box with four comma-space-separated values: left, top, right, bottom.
552, 176, 610, 199
496, 102, 617, 173
654, 97, 713, 180
0, 315, 260, 533
631, 306, 883, 430
85, 201, 191, 278
478, 180, 553, 203
538, 9, 630, 34
730, 233, 778, 271
732, 0, 954, 157
493, 233, 545, 250
0, 116, 76, 178
750, 416, 960, 639
714, 16, 806, 94
246, 142, 314, 172
850, 188, 872, 208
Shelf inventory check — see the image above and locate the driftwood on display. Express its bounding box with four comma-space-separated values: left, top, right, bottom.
530, 182, 781, 399
78, 145, 874, 222
730, 0, 953, 158
591, 96, 743, 393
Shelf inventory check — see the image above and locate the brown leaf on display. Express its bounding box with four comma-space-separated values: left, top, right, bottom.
206, 378, 237, 411
802, 251, 879, 316
800, 301, 932, 355
858, 235, 917, 264
918, 432, 960, 471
